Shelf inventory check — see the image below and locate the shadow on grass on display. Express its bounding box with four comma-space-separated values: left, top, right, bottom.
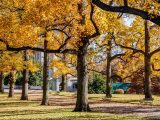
0, 109, 144, 120
144, 117, 160, 120
0, 101, 38, 108
0, 108, 69, 117
92, 105, 160, 116
52, 115, 144, 120
103, 98, 146, 105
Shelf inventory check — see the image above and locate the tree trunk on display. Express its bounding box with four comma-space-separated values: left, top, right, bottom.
0, 72, 4, 93
41, 40, 49, 105
61, 54, 66, 91
106, 40, 112, 98
74, 42, 90, 112
21, 50, 29, 100
144, 20, 153, 100
8, 71, 15, 97
61, 74, 66, 91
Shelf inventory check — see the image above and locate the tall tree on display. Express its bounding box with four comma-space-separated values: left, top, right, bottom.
144, 20, 152, 100
0, 72, 4, 93
74, 38, 90, 111
114, 19, 160, 100
74, 3, 100, 112
21, 50, 29, 100
106, 39, 112, 98
41, 40, 49, 105
8, 71, 16, 97
61, 54, 66, 91
0, 51, 4, 93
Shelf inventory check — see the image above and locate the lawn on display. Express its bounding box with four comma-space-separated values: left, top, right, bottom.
0, 91, 160, 120
88, 94, 160, 106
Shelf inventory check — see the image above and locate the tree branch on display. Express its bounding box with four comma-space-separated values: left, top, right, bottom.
152, 63, 160, 71
92, 0, 160, 26
110, 53, 125, 61
113, 36, 145, 55
124, 0, 128, 6
88, 68, 105, 75
150, 47, 160, 57
85, 3, 100, 40
0, 38, 77, 54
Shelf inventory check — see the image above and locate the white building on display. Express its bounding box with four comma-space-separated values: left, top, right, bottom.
34, 52, 77, 92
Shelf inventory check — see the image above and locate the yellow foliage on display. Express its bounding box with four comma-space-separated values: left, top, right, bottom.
50, 55, 76, 78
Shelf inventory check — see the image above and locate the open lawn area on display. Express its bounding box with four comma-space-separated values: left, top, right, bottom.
0, 90, 160, 120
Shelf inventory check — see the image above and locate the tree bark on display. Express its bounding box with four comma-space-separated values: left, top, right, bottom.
144, 20, 153, 100
74, 41, 90, 112
21, 50, 29, 100
41, 40, 49, 105
8, 71, 15, 97
0, 72, 4, 93
61, 54, 66, 91
106, 40, 112, 98
61, 74, 66, 91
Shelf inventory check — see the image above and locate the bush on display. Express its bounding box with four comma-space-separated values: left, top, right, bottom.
126, 88, 136, 94
29, 71, 42, 86
4, 72, 23, 85
114, 89, 124, 94
89, 72, 105, 94
4, 71, 42, 86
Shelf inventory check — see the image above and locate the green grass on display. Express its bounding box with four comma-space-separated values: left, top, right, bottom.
52, 92, 160, 106
0, 92, 159, 120
88, 94, 160, 106
0, 109, 144, 120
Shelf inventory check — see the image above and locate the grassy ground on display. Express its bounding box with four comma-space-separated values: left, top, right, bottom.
88, 94, 160, 106
51, 92, 160, 106
0, 91, 160, 120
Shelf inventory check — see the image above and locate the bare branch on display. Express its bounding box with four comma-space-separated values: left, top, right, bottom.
113, 36, 145, 55
152, 63, 160, 71
88, 68, 105, 75
110, 53, 125, 61
92, 0, 160, 26
0, 38, 77, 54
85, 3, 100, 40
124, 0, 128, 6
150, 47, 160, 57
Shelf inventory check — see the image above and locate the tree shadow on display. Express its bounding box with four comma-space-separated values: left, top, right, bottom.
0, 108, 69, 117
0, 101, 38, 108
92, 105, 160, 119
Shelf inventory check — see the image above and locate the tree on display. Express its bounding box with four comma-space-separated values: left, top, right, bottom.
144, 20, 152, 100
61, 54, 66, 91
114, 18, 160, 100
74, 2, 100, 111
21, 50, 29, 100
41, 40, 49, 105
0, 51, 24, 97
0, 50, 39, 98
0, 72, 4, 93
0, 0, 79, 105
50, 53, 76, 91
8, 71, 16, 97
0, 51, 4, 93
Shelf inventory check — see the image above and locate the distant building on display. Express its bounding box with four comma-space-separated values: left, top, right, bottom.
34, 52, 77, 92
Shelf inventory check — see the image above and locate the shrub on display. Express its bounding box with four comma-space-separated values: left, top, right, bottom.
89, 72, 105, 94
29, 71, 42, 86
4, 71, 42, 86
114, 89, 124, 94
126, 88, 136, 94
